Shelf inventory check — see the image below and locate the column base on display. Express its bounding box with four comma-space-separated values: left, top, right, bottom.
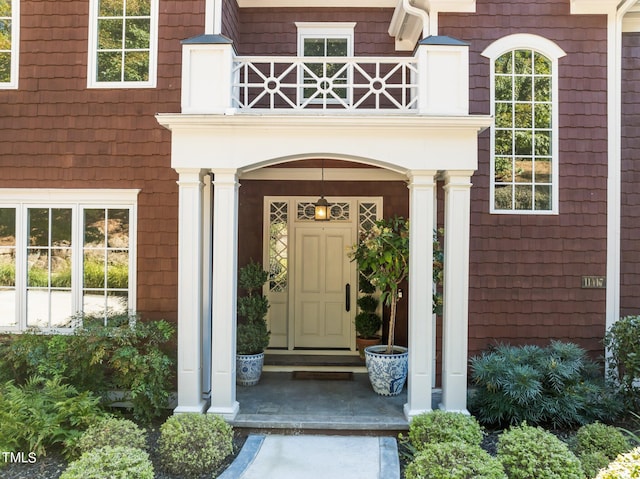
438, 403, 470, 415
208, 401, 240, 420
174, 401, 207, 414
403, 403, 433, 422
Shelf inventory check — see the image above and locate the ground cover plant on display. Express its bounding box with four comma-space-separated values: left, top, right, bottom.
0, 314, 175, 422
594, 446, 640, 479
60, 446, 154, 479
469, 341, 619, 428
570, 422, 632, 478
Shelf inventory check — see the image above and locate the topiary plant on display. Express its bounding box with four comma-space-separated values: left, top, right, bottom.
236, 261, 270, 355
405, 441, 506, 479
573, 422, 631, 461
158, 413, 233, 478
74, 417, 147, 458
409, 410, 484, 450
497, 424, 583, 479
594, 446, 640, 479
60, 446, 154, 479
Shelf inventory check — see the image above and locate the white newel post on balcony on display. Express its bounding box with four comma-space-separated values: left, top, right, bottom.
441, 171, 473, 413
175, 169, 206, 414
405, 171, 436, 421
208, 170, 240, 419
416, 36, 469, 116
181, 35, 235, 114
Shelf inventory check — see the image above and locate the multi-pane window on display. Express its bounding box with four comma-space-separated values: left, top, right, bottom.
0, 191, 137, 331
0, 0, 19, 88
483, 35, 565, 214
493, 49, 553, 212
297, 23, 354, 102
89, 0, 158, 87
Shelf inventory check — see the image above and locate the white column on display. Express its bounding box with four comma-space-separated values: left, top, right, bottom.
207, 169, 240, 419
174, 169, 206, 414
440, 171, 473, 413
201, 174, 213, 398
404, 170, 436, 421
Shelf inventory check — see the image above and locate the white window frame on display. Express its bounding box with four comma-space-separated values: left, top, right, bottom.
482, 34, 566, 215
0, 189, 139, 333
296, 22, 355, 104
0, 0, 19, 89
87, 0, 159, 89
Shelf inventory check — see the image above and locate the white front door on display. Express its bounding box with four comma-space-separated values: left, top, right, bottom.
293, 226, 355, 349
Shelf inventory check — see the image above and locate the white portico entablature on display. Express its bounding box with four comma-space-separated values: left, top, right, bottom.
156, 114, 491, 174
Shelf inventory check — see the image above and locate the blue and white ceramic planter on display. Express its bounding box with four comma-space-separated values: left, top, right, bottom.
364, 345, 408, 396
236, 352, 265, 386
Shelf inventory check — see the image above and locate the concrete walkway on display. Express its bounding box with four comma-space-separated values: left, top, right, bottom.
218, 434, 400, 479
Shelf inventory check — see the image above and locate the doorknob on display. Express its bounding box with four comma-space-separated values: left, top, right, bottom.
345, 283, 351, 312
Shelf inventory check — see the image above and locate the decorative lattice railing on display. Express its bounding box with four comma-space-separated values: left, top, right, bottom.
232, 56, 419, 112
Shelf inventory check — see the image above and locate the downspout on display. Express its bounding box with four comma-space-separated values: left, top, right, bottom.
402, 0, 430, 38
606, 0, 635, 339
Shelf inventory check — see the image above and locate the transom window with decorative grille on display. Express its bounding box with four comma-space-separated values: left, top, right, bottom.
88, 0, 158, 88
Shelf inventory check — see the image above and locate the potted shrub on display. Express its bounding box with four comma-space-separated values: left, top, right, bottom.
354, 289, 382, 360
236, 261, 270, 386
349, 216, 409, 396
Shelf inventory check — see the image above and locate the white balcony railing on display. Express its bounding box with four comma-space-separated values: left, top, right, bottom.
232, 56, 419, 112
181, 39, 469, 116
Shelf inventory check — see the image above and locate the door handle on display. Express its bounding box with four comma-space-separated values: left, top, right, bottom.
345, 283, 351, 312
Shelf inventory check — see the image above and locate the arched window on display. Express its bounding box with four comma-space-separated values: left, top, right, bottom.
482, 34, 566, 214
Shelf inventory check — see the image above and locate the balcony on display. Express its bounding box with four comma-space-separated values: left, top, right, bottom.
180, 35, 470, 117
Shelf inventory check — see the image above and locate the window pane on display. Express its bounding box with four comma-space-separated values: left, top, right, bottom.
535, 103, 551, 128
99, 0, 123, 17
494, 185, 512, 210
97, 51, 122, 81
495, 103, 512, 128
535, 131, 551, 156
534, 52, 551, 75
304, 38, 324, 57
51, 249, 72, 288
514, 50, 532, 74
51, 209, 72, 247
85, 208, 106, 247
0, 246, 15, 286
535, 185, 552, 210
495, 130, 513, 155
495, 76, 512, 101
0, 1, 11, 17
106, 290, 128, 315
0, 208, 15, 245
123, 51, 149, 81
126, 0, 150, 16
98, 18, 123, 50
83, 290, 106, 317
124, 18, 150, 49
0, 288, 15, 326
84, 251, 105, 288
107, 250, 128, 288
515, 131, 532, 155
28, 208, 49, 246
326, 38, 348, 57
0, 19, 10, 49
0, 52, 10, 82
535, 77, 551, 102
514, 103, 532, 128
28, 249, 48, 287
515, 158, 532, 183
514, 76, 532, 101
535, 158, 552, 183
50, 290, 73, 327
495, 52, 512, 74
107, 209, 129, 247
514, 185, 533, 210
494, 157, 513, 182
27, 290, 49, 327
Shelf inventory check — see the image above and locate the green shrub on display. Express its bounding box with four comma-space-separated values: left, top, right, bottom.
579, 451, 611, 479
237, 261, 270, 355
0, 376, 104, 457
74, 417, 147, 458
605, 315, 640, 411
497, 424, 584, 479
470, 341, 619, 428
409, 410, 484, 450
60, 446, 154, 479
405, 441, 506, 479
573, 422, 631, 460
594, 446, 640, 479
0, 315, 175, 423
158, 413, 233, 478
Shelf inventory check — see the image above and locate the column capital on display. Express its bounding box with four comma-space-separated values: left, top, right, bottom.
211, 169, 239, 185
443, 170, 474, 187
176, 168, 206, 186
407, 170, 437, 184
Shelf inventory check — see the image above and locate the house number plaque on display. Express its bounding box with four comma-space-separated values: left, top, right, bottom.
581, 276, 606, 289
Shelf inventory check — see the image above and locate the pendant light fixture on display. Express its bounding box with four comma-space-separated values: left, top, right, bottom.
314, 160, 330, 221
